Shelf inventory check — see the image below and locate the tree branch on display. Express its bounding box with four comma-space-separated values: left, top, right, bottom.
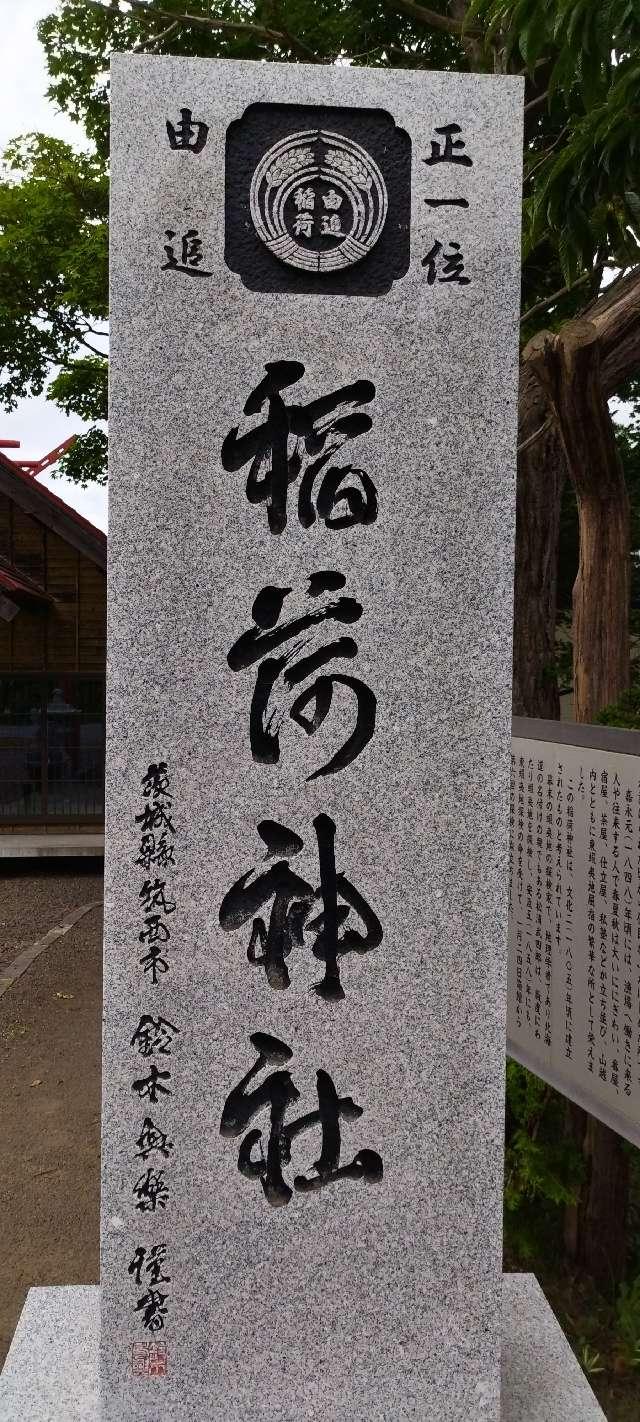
56, 331, 104, 357
520, 274, 591, 325
383, 0, 481, 39
82, 0, 322, 61
524, 125, 570, 185
447, 0, 485, 66
82, 340, 106, 356
585, 265, 640, 397
56, 312, 107, 359
266, 0, 321, 61
524, 90, 548, 117
148, 19, 179, 50
516, 414, 553, 455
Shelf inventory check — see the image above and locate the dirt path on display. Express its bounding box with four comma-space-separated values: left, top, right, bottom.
0, 886, 102, 1366
0, 863, 103, 973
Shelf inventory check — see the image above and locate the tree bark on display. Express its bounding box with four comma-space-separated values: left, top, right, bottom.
563, 1109, 629, 1295
574, 491, 629, 721
582, 1118, 630, 1294
512, 362, 564, 717
524, 319, 630, 722
512, 267, 640, 724
524, 318, 631, 1293
585, 267, 640, 396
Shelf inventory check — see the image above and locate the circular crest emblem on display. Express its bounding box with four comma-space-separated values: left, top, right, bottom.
249, 129, 389, 274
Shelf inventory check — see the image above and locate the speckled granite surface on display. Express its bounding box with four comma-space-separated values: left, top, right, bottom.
0, 1277, 607, 1421
0, 1288, 99, 1422
501, 1275, 607, 1421
102, 52, 523, 1410
103, 54, 524, 1421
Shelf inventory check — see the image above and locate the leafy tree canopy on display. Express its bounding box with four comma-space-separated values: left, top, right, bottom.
0, 0, 638, 482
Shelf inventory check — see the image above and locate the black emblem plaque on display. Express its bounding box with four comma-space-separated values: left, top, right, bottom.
225, 103, 411, 297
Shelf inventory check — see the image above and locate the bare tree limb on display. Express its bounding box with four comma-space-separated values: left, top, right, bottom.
383, 0, 481, 39
52, 311, 108, 359
516, 414, 553, 455
520, 274, 591, 325
148, 19, 179, 50
447, 0, 485, 67
524, 90, 548, 117
586, 265, 640, 397
524, 124, 570, 184
513, 271, 640, 725
81, 340, 106, 356
266, 0, 322, 61
81, 0, 322, 62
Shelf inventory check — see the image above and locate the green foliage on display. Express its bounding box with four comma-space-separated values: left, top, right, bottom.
37, 0, 640, 309
0, 133, 107, 407
56, 426, 108, 487
48, 356, 107, 422
504, 1061, 583, 1260
626, 1140, 640, 1280
466, 0, 640, 285
0, 0, 638, 483
504, 1063, 640, 1393
616, 1276, 640, 1368
578, 1341, 605, 1375
38, 0, 460, 155
546, 613, 572, 692
596, 685, 640, 730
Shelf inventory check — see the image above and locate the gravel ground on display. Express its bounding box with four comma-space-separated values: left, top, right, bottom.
0, 862, 103, 973
0, 867, 103, 1367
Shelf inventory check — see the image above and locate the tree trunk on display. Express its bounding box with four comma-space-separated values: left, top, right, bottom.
582, 1118, 630, 1294
512, 361, 564, 718
574, 484, 629, 720
524, 318, 631, 1293
524, 318, 630, 720
512, 267, 640, 724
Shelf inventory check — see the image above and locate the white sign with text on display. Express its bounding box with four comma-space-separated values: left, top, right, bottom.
509, 718, 640, 1147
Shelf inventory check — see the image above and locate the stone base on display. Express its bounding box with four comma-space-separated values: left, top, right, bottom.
0, 1275, 606, 1421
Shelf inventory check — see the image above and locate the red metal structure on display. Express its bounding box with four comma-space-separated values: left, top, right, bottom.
0, 436, 76, 477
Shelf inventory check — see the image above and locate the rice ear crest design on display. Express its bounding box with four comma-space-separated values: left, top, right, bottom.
325, 148, 372, 192
250, 129, 389, 274
265, 148, 315, 189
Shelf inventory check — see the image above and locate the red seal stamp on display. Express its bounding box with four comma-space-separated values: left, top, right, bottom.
132, 1342, 168, 1378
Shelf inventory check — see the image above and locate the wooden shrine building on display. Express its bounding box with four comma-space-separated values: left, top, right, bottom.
0, 447, 106, 834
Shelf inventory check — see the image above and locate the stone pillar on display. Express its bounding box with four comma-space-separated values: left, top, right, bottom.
101, 54, 523, 1422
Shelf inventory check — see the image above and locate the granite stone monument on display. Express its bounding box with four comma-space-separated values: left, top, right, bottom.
102, 53, 522, 1422
0, 53, 607, 1422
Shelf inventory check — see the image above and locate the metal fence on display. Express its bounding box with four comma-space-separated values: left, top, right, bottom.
0, 674, 105, 823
